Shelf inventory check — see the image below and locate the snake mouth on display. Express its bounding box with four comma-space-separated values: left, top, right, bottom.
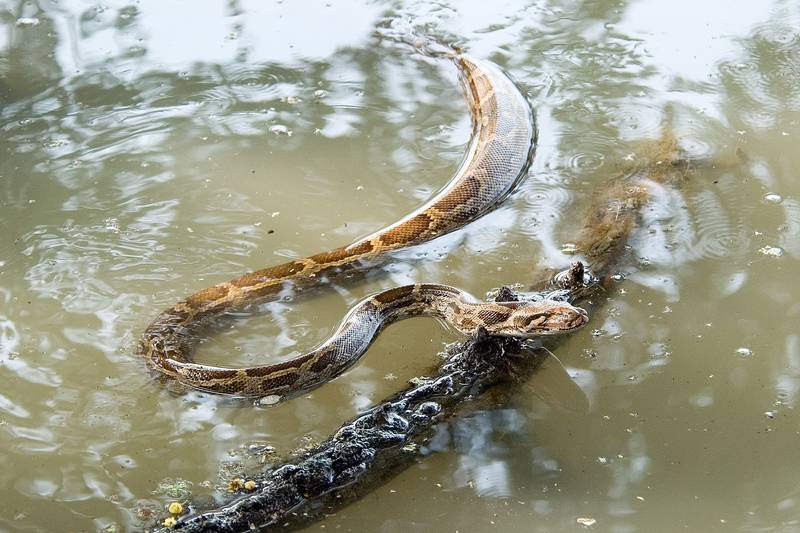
571, 306, 590, 329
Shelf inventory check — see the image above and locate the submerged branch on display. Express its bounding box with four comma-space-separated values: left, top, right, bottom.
161, 127, 701, 532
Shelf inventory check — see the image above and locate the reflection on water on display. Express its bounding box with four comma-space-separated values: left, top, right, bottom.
1, 0, 800, 531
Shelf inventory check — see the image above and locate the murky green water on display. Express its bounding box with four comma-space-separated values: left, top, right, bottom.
2, 0, 800, 531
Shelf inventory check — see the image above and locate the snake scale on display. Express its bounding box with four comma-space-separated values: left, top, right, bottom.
141, 53, 589, 397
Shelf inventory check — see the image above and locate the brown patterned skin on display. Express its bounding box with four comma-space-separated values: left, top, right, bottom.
140, 54, 588, 397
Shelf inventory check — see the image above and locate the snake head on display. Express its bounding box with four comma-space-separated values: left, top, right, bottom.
502, 301, 589, 337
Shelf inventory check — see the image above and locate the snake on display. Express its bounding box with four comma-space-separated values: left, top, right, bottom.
140, 52, 589, 398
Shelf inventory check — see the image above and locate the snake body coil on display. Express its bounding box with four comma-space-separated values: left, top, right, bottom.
141, 54, 588, 397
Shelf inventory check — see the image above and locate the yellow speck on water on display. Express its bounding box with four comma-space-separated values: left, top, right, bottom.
228, 477, 245, 492
244, 480, 257, 491
168, 502, 183, 515
163, 517, 177, 528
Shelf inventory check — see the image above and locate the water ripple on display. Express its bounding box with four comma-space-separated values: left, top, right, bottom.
686, 189, 750, 260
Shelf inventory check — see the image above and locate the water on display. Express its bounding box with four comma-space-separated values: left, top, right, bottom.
1, 0, 799, 531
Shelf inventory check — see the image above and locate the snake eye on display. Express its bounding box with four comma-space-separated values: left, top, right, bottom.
512, 311, 547, 332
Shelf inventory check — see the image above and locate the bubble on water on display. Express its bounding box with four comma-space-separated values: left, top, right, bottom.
15, 17, 40, 27
764, 411, 775, 419
736, 347, 753, 357
313, 89, 328, 99
758, 245, 783, 257
763, 193, 783, 204
258, 395, 281, 406
268, 124, 292, 136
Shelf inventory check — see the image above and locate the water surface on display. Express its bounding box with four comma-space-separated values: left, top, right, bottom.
1, 0, 799, 531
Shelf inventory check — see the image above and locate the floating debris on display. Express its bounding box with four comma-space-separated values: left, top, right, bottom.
134, 505, 155, 521
561, 242, 579, 254
313, 89, 328, 99
153, 478, 192, 499
246, 442, 275, 456
764, 411, 775, 419
269, 124, 292, 136
758, 245, 783, 257
163, 517, 177, 528
577, 517, 597, 527
167, 502, 183, 515
104, 218, 120, 233
763, 193, 783, 204
735, 347, 753, 357
244, 480, 257, 491
282, 95, 301, 104
15, 17, 40, 26
44, 138, 69, 148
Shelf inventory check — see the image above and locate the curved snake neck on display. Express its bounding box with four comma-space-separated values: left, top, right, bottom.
141, 54, 588, 397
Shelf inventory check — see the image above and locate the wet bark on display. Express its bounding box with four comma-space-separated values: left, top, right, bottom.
161, 128, 700, 532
